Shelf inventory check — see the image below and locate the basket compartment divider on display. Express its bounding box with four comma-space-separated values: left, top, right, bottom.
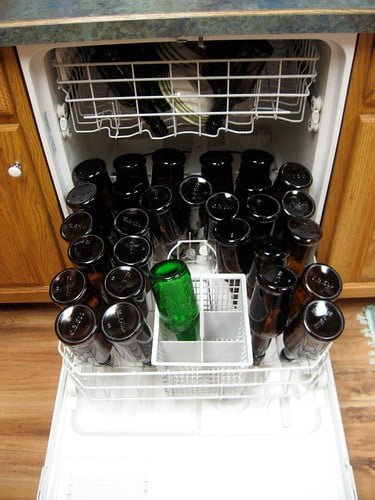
200, 275, 205, 363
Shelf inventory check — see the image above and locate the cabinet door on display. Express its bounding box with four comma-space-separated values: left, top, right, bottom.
318, 34, 375, 298
0, 123, 66, 300
327, 117, 375, 295
0, 56, 14, 117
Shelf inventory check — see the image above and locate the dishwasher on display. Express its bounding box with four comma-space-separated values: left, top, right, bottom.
17, 33, 358, 499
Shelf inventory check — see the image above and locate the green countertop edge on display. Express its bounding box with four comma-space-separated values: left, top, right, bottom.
1, 11, 374, 47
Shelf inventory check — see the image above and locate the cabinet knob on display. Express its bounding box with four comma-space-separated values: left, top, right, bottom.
8, 161, 22, 178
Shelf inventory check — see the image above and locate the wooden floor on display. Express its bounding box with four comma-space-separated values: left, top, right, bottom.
0, 299, 374, 499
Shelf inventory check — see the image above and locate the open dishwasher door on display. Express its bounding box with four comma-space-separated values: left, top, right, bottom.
38, 344, 357, 500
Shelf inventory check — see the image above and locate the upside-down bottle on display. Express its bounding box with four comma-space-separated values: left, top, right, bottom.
287, 263, 342, 325
249, 265, 297, 364
150, 259, 199, 341
282, 300, 345, 362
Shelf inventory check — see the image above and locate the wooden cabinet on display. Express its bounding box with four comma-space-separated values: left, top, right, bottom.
318, 34, 375, 298
0, 48, 69, 302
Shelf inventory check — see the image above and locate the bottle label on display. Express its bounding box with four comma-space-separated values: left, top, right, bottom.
116, 307, 130, 334
311, 308, 334, 331
310, 274, 336, 291
121, 215, 143, 230
68, 311, 85, 337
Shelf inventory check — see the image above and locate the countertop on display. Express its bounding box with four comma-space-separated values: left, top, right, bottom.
0, 1, 374, 47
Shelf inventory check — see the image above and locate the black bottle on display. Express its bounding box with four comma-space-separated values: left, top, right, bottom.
90, 45, 169, 137
249, 265, 297, 364
273, 190, 316, 238
49, 267, 106, 312
179, 175, 213, 239
205, 192, 239, 242
245, 194, 281, 238
72, 158, 115, 212
199, 151, 234, 193
65, 182, 98, 214
68, 234, 114, 292
214, 217, 252, 274
113, 153, 149, 189
140, 185, 183, 249
238, 149, 274, 185
246, 236, 289, 300
55, 304, 112, 365
151, 148, 186, 195
204, 40, 273, 135
271, 162, 313, 201
104, 265, 149, 317
65, 182, 115, 243
114, 208, 150, 239
282, 300, 345, 362
60, 211, 93, 242
287, 217, 322, 278
101, 302, 153, 364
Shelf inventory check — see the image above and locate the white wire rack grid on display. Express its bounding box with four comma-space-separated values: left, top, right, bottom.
58, 330, 330, 401
54, 39, 319, 139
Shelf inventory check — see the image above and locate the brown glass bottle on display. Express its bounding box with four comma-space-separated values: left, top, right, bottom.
104, 265, 148, 317
140, 185, 182, 249
65, 182, 115, 243
113, 235, 152, 275
113, 153, 149, 188
72, 158, 115, 212
114, 208, 150, 240
199, 151, 234, 193
55, 304, 112, 365
287, 263, 342, 325
287, 217, 322, 278
60, 211, 93, 242
235, 177, 272, 217
101, 302, 153, 364
205, 192, 239, 242
282, 300, 345, 361
111, 180, 148, 212
246, 236, 289, 300
271, 162, 313, 202
151, 148, 186, 195
49, 268, 105, 312
238, 149, 274, 185
66, 182, 98, 214
273, 190, 316, 238
214, 217, 252, 274
68, 234, 113, 273
245, 194, 281, 238
68, 234, 113, 292
249, 265, 297, 364
179, 175, 212, 239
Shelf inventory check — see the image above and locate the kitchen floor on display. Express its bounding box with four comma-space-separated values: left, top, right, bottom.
0, 299, 374, 500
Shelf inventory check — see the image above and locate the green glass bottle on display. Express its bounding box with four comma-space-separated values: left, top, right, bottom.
150, 259, 199, 341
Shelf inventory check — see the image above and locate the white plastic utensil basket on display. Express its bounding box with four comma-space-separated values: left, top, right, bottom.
151, 274, 251, 365
151, 273, 252, 396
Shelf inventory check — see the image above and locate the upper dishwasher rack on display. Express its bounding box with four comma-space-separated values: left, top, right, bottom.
54, 40, 319, 139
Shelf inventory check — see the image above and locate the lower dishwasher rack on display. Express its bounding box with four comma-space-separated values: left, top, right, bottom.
59, 336, 329, 401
